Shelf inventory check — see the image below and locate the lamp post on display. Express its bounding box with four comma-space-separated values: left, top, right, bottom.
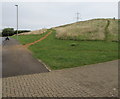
76, 12, 80, 22
15, 5, 18, 40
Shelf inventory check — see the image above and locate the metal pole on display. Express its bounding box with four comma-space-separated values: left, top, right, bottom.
15, 5, 18, 40
76, 12, 80, 22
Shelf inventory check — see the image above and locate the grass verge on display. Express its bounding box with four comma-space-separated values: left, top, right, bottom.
11, 32, 48, 45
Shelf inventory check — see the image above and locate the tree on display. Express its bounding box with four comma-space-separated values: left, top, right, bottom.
2, 28, 14, 37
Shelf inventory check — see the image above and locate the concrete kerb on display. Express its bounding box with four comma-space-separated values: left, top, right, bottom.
37, 59, 51, 72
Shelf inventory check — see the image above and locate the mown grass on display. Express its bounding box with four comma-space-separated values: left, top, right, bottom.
28, 29, 118, 70
11, 32, 48, 45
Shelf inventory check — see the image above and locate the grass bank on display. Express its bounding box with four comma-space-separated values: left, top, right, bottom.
11, 32, 48, 45
55, 19, 119, 41
28, 29, 118, 70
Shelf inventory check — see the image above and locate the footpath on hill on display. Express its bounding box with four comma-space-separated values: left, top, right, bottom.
24, 31, 52, 48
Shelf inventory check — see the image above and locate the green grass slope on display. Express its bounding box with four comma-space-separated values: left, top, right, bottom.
29, 29, 118, 70
55, 19, 119, 41
12, 32, 48, 45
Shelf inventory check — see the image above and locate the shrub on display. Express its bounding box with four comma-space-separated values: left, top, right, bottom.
2, 28, 14, 37
70, 43, 78, 46
14, 30, 31, 34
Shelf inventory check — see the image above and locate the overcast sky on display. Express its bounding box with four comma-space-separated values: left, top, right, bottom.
1, 2, 118, 30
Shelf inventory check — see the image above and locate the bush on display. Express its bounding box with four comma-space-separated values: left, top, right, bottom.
14, 30, 31, 34
2, 28, 31, 37
70, 43, 78, 46
2, 28, 14, 37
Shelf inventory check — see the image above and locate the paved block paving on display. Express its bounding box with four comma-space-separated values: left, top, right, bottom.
2, 60, 118, 97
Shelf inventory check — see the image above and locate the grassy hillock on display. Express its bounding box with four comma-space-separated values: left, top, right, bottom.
54, 19, 119, 41
12, 18, 119, 70
12, 29, 118, 70
29, 29, 118, 70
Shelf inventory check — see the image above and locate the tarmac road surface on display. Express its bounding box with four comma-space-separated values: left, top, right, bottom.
2, 38, 49, 78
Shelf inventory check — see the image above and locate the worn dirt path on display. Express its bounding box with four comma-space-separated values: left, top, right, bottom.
24, 31, 52, 48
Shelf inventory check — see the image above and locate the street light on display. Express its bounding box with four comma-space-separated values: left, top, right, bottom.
15, 5, 18, 40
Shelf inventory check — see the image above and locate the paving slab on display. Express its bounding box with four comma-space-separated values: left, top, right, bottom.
2, 59, 118, 97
